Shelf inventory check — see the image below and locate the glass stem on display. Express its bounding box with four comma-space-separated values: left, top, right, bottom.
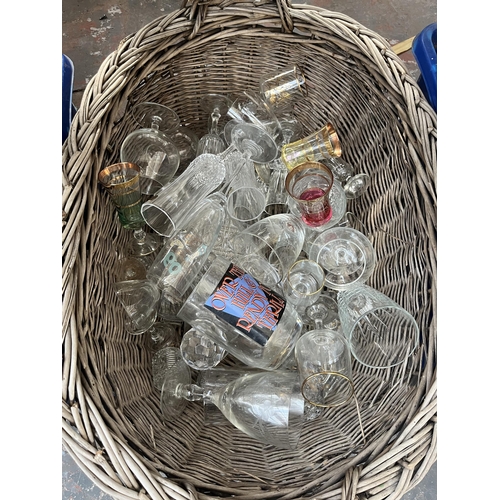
178, 384, 212, 403
133, 228, 146, 243
209, 108, 221, 135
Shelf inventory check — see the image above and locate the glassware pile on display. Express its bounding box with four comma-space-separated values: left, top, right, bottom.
98, 64, 420, 451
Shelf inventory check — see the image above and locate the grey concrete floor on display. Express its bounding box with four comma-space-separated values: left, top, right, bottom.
62, 1, 437, 498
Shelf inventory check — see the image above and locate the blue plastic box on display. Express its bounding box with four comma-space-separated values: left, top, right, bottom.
412, 23, 437, 112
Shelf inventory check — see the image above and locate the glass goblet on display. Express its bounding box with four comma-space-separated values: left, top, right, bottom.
295, 328, 354, 408
282, 259, 325, 312
322, 157, 371, 200
227, 89, 283, 142
114, 279, 160, 335
159, 355, 306, 450
120, 102, 181, 195
307, 227, 376, 291
302, 293, 342, 332
230, 213, 306, 288
98, 162, 161, 262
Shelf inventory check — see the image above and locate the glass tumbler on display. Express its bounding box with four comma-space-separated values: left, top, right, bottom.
259, 64, 308, 111
285, 161, 334, 228
281, 123, 342, 171
98, 162, 144, 229
337, 284, 420, 369
140, 153, 226, 237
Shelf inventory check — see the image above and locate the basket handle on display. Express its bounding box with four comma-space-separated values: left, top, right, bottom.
182, 0, 295, 38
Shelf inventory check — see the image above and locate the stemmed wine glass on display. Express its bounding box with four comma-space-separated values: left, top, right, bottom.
98, 162, 161, 266
120, 102, 182, 195
322, 157, 371, 200
158, 346, 306, 450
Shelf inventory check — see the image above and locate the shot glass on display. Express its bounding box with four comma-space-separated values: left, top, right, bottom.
337, 284, 420, 369
98, 162, 144, 229
285, 161, 334, 228
281, 123, 342, 171
282, 259, 325, 311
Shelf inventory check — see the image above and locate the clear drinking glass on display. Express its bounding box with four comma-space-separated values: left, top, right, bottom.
264, 158, 290, 216
282, 259, 325, 311
146, 192, 227, 302
120, 102, 181, 195
114, 279, 160, 335
160, 359, 306, 450
337, 284, 420, 369
230, 213, 306, 288
140, 153, 227, 237
295, 328, 354, 408
285, 161, 334, 228
177, 256, 303, 370
259, 64, 308, 112
281, 123, 342, 171
98, 162, 162, 261
289, 177, 347, 233
227, 89, 283, 142
307, 227, 376, 291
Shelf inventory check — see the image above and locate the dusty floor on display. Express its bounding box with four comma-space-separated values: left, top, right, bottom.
62, 0, 437, 498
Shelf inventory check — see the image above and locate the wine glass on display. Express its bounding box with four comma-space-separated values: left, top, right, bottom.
98, 162, 162, 264
295, 328, 354, 408
302, 293, 343, 332
322, 157, 371, 200
227, 89, 283, 142
113, 279, 160, 335
282, 259, 325, 312
159, 350, 306, 450
230, 213, 306, 288
120, 102, 181, 195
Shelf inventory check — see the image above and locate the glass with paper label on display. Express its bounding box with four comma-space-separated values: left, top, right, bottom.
177, 255, 303, 370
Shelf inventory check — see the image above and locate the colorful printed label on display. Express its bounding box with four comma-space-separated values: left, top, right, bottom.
204, 263, 286, 347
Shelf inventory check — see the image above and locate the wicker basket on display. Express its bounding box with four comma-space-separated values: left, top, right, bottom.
62, 0, 437, 498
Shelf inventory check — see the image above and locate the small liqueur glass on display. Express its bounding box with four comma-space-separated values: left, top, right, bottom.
285, 161, 334, 228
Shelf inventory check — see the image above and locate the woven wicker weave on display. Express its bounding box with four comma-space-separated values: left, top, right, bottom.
62, 1, 437, 498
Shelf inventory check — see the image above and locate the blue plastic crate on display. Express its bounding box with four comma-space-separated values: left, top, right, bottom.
62, 54, 77, 143
412, 23, 437, 111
